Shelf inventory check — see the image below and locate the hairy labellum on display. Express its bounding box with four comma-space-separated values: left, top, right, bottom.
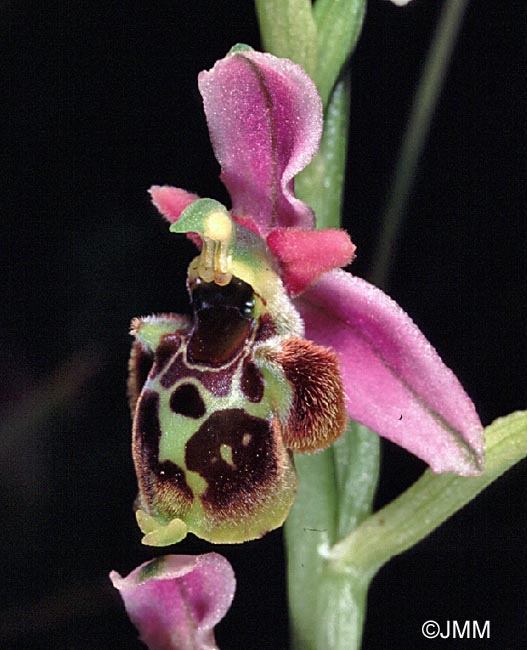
129, 205, 346, 545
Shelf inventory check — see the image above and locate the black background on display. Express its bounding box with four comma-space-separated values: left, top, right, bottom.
2, 1, 526, 649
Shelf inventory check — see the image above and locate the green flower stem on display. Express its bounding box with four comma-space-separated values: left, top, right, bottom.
333, 423, 380, 540
257, 5, 376, 648
289, 566, 369, 650
370, 0, 470, 290
255, 0, 317, 78
256, 7, 525, 650
285, 423, 380, 650
255, 0, 365, 110
285, 453, 338, 650
312, 0, 366, 109
286, 71, 377, 649
329, 412, 527, 575
296, 75, 350, 231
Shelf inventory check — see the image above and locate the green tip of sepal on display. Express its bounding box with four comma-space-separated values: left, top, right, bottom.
136, 510, 188, 547
169, 198, 230, 236
228, 43, 254, 55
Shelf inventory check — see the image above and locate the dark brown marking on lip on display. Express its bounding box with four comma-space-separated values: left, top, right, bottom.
151, 332, 182, 378
185, 409, 277, 511
134, 391, 160, 467
133, 389, 193, 511
133, 390, 161, 504
240, 358, 264, 403
157, 460, 193, 502
188, 277, 255, 366
160, 351, 240, 398
188, 307, 251, 365
254, 313, 277, 343
170, 383, 206, 419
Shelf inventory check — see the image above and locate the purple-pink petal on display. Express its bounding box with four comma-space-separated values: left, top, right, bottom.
110, 553, 235, 650
296, 269, 484, 475
266, 227, 356, 296
198, 50, 322, 236
149, 185, 200, 223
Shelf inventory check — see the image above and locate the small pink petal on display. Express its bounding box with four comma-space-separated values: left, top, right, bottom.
110, 553, 235, 650
266, 227, 356, 296
149, 186, 203, 248
297, 269, 484, 475
198, 50, 322, 235
149, 186, 200, 223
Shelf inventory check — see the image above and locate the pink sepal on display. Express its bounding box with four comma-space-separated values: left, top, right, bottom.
297, 269, 484, 475
267, 227, 356, 296
198, 50, 322, 235
110, 553, 235, 650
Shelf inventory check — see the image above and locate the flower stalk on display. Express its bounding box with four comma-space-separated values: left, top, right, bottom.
286, 423, 380, 650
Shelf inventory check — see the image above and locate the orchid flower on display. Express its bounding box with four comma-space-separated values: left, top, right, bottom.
129, 45, 483, 548
111, 553, 235, 650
